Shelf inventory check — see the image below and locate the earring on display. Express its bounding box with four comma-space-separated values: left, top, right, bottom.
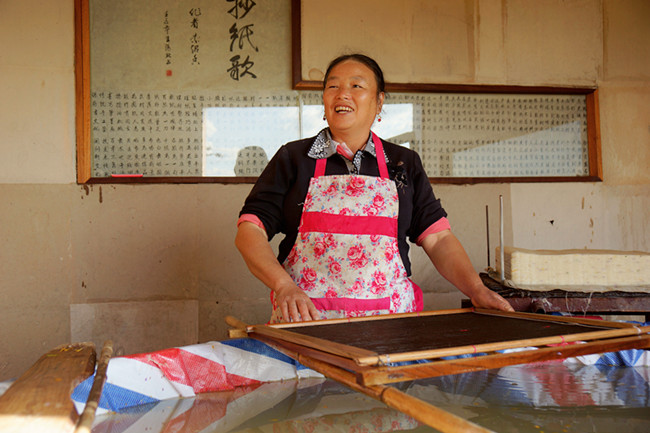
377, 115, 382, 123
323, 115, 326, 121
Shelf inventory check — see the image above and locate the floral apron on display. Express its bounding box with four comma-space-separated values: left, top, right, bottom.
271, 132, 423, 323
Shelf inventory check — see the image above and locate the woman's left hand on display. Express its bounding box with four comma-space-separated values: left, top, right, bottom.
470, 286, 514, 312
421, 230, 515, 313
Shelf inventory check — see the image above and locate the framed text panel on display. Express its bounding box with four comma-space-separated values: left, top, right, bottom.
75, 0, 602, 183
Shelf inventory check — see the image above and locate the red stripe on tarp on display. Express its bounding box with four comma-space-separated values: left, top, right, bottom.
161, 384, 263, 433
127, 348, 260, 393
312, 297, 390, 312
300, 211, 397, 237
528, 363, 596, 406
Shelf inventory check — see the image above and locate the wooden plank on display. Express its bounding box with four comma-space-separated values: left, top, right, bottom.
0, 343, 96, 433
358, 334, 650, 386
225, 316, 249, 339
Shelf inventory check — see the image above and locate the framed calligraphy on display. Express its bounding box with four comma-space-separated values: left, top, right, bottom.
74, 0, 602, 184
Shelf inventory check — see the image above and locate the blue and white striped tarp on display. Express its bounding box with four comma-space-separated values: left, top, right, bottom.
72, 336, 649, 416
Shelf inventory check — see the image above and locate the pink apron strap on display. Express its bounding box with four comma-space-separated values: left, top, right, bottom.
315, 133, 388, 178
371, 132, 389, 179
411, 281, 424, 311
311, 296, 391, 313
314, 158, 327, 177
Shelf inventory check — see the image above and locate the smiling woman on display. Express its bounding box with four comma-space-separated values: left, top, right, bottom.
234, 53, 513, 325
322, 54, 385, 153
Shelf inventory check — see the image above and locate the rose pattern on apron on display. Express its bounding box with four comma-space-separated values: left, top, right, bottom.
271, 133, 422, 323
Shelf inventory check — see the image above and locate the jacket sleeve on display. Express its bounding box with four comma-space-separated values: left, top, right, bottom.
238, 144, 297, 240
406, 150, 448, 244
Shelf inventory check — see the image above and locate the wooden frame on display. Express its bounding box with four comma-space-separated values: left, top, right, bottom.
229, 308, 650, 387
74, 0, 90, 184
228, 309, 650, 432
75, 0, 602, 184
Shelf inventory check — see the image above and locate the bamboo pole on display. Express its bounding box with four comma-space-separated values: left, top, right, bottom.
268, 308, 473, 329
75, 340, 114, 433
357, 325, 648, 366
358, 334, 650, 385
474, 308, 645, 329
485, 205, 490, 268
499, 195, 505, 283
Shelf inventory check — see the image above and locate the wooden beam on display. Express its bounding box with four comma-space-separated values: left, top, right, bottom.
74, 0, 91, 184
0, 343, 96, 433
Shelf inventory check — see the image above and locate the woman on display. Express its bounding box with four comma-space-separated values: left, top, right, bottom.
235, 54, 513, 323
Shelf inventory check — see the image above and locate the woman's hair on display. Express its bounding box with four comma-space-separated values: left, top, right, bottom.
323, 54, 386, 97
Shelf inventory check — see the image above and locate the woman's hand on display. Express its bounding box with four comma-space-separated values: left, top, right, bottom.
235, 221, 322, 323
421, 229, 514, 313
469, 286, 514, 312
274, 283, 322, 322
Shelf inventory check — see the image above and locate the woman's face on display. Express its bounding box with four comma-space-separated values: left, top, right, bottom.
323, 60, 384, 141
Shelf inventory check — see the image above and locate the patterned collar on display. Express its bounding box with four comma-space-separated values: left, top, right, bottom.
307, 128, 377, 160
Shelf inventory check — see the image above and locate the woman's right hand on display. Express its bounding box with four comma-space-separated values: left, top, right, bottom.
274, 283, 322, 322
236, 221, 322, 323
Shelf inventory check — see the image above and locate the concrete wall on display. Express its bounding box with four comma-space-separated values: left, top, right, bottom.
1, 0, 648, 381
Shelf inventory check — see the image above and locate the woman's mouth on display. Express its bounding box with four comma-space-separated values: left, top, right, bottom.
334, 106, 353, 113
